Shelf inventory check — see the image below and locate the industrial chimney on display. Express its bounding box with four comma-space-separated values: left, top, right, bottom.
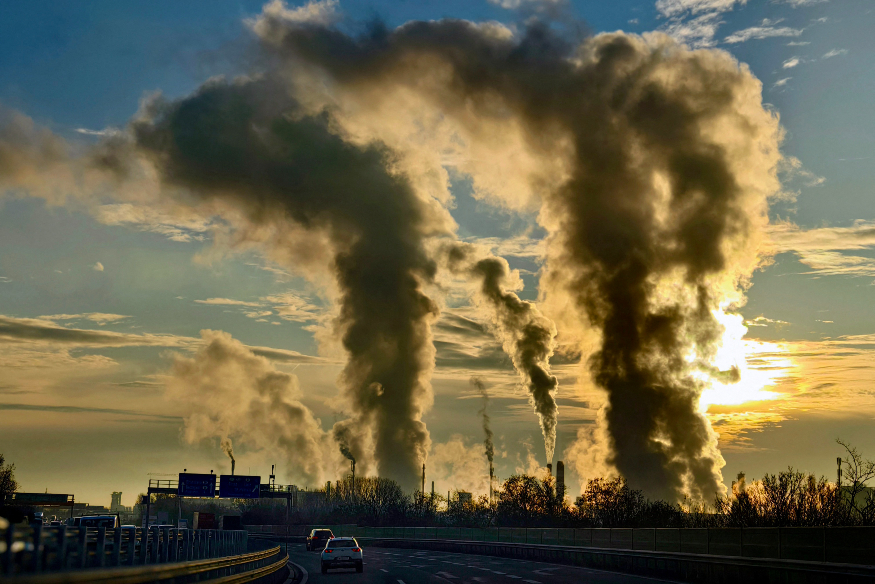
547, 463, 552, 476
556, 461, 565, 500
422, 463, 426, 496
231, 459, 235, 476
837, 457, 843, 487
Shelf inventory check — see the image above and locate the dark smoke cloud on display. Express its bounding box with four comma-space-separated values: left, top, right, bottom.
255, 10, 783, 501
451, 247, 558, 462
470, 376, 494, 466
221, 437, 236, 465
113, 77, 443, 491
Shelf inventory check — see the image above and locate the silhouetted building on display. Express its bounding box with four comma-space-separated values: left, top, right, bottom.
556, 461, 565, 500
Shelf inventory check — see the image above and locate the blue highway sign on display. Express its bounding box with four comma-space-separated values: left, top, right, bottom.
178, 473, 216, 497
219, 475, 261, 499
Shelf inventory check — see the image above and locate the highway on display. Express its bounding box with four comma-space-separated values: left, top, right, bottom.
286, 543, 672, 584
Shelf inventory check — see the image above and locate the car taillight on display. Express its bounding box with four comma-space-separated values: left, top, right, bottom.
325, 549, 332, 553
352, 548, 361, 552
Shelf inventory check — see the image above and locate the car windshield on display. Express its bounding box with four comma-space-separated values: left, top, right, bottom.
329, 540, 357, 548
314, 530, 333, 537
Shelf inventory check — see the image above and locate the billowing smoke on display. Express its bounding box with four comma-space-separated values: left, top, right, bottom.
107, 77, 446, 491
254, 10, 783, 500
221, 437, 236, 465
333, 424, 357, 466
452, 248, 558, 462
470, 376, 494, 466
167, 330, 326, 485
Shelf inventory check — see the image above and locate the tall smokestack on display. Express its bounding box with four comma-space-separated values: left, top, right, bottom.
489, 463, 494, 503
556, 461, 565, 500
838, 457, 843, 487
547, 463, 552, 476
231, 459, 235, 476
422, 463, 426, 495
221, 438, 236, 476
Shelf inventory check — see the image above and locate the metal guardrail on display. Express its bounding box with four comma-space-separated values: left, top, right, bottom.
4, 543, 287, 584
1, 520, 248, 577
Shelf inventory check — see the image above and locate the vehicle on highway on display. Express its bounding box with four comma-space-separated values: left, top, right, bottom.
306, 528, 334, 551
320, 537, 363, 574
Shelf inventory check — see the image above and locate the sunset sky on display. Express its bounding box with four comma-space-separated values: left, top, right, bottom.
1, 0, 874, 508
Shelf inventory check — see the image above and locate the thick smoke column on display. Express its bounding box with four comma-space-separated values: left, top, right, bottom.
117, 77, 443, 491
452, 247, 558, 462
256, 11, 783, 500
470, 376, 494, 466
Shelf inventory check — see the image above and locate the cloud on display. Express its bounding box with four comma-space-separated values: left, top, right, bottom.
195, 298, 262, 307
823, 48, 848, 59
786, 41, 810, 46
75, 128, 119, 137
773, 77, 792, 88
92, 261, 104, 271
725, 25, 804, 43
767, 220, 875, 277
744, 316, 789, 327
776, 0, 829, 6
0, 315, 194, 348
94, 203, 214, 243
488, 0, 564, 9
656, 0, 746, 17
249, 0, 339, 32
42, 313, 130, 325
782, 56, 802, 68
0, 402, 181, 420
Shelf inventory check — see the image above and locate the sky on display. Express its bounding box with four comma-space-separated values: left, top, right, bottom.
1, 0, 874, 508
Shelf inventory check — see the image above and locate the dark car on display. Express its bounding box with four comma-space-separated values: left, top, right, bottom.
306, 528, 334, 551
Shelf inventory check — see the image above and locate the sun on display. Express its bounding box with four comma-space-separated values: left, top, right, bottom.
698, 309, 791, 410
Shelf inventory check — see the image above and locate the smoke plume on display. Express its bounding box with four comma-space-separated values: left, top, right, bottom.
254, 11, 783, 500
470, 376, 494, 466
221, 437, 236, 465
110, 77, 446, 491
167, 330, 325, 485
450, 245, 558, 463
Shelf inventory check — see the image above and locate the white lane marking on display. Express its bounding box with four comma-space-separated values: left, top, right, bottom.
508, 576, 522, 579
523, 580, 542, 584
492, 571, 506, 575
398, 580, 407, 584
436, 571, 459, 579
286, 559, 308, 584
380, 569, 388, 573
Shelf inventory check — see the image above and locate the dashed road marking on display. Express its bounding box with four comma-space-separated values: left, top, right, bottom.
523, 580, 542, 584
398, 580, 406, 584
380, 569, 388, 573
507, 576, 522, 579
436, 571, 459, 579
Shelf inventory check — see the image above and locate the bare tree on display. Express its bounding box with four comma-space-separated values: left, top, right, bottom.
837, 438, 875, 524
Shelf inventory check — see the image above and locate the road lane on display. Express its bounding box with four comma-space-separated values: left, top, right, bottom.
286, 543, 673, 584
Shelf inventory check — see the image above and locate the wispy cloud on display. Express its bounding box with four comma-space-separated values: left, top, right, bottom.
95, 203, 214, 243
195, 298, 262, 307
772, 77, 792, 89
92, 261, 104, 272
0, 402, 181, 420
657, 0, 746, 47
41, 313, 130, 325
776, 0, 829, 6
725, 25, 804, 43
823, 48, 848, 59
782, 56, 802, 68
787, 41, 810, 46
745, 316, 789, 327
768, 220, 875, 277
74, 127, 120, 137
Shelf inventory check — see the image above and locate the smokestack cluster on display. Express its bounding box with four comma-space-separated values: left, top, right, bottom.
253, 10, 783, 500
471, 376, 497, 501
556, 460, 565, 500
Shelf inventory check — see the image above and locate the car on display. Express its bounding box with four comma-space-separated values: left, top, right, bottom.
67, 515, 119, 528
320, 537, 363, 574
306, 528, 334, 551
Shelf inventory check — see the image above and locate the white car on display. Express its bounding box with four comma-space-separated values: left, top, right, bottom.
320, 537, 364, 574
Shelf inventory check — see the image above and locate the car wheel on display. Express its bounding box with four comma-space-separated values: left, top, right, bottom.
321, 562, 328, 574
356, 560, 363, 573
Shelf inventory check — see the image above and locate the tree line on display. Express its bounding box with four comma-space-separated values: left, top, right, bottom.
4, 439, 875, 528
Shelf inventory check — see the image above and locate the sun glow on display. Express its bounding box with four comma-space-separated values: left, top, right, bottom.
698, 309, 792, 410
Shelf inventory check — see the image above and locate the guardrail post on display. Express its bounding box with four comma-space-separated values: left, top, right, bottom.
183, 529, 190, 561
56, 526, 67, 571
111, 527, 121, 566
138, 528, 148, 565
3, 523, 13, 575
126, 528, 136, 566
77, 527, 88, 568
150, 526, 159, 564
96, 527, 106, 568
31, 523, 43, 572
169, 529, 177, 562
162, 527, 170, 563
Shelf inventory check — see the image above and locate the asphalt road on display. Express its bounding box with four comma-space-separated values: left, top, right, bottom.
286, 543, 672, 584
